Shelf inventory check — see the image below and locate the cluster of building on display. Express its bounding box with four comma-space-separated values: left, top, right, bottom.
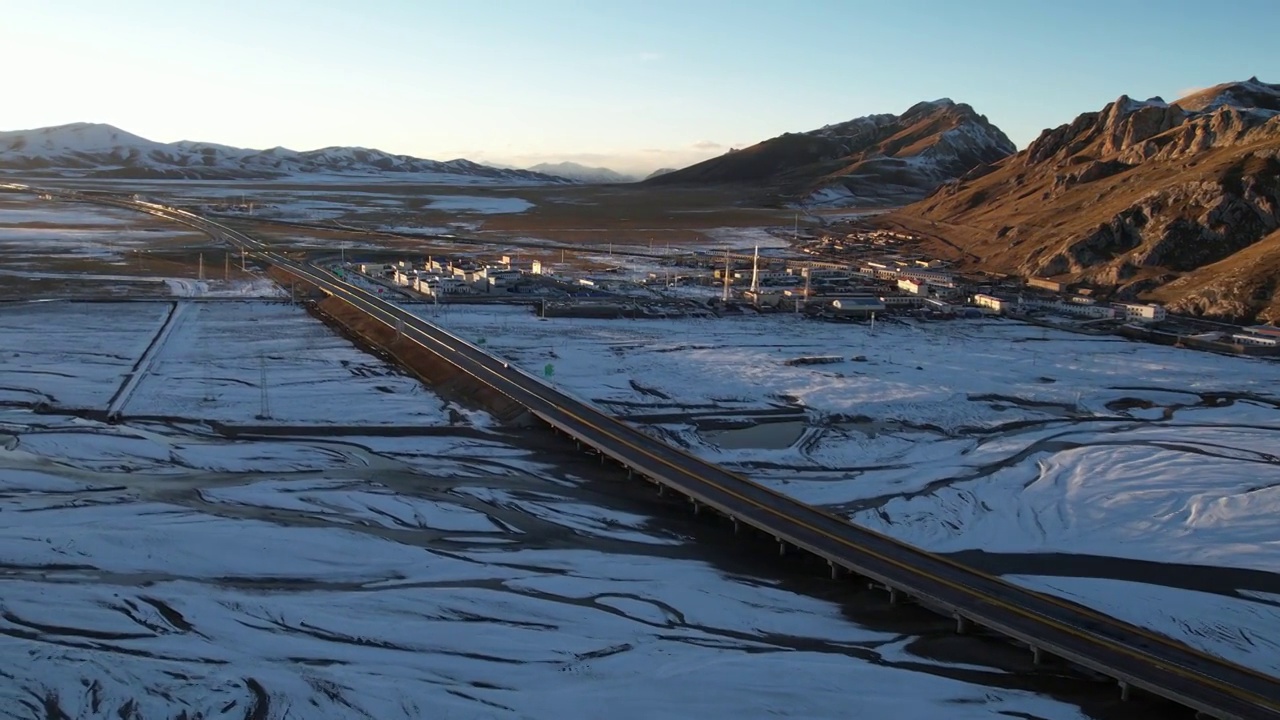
363, 256, 544, 298
972, 293, 1167, 323
1191, 324, 1280, 348
797, 229, 919, 256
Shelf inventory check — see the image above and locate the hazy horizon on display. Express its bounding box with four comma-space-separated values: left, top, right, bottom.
4, 0, 1279, 175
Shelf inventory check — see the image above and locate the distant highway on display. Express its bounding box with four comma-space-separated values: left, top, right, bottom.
10, 182, 1280, 720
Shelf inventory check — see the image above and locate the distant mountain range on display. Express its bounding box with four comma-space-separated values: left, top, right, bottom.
525, 161, 637, 183
647, 99, 1015, 206
644, 167, 678, 180
0, 123, 572, 184
884, 77, 1280, 322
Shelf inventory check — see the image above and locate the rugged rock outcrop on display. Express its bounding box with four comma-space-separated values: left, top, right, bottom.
888, 78, 1280, 322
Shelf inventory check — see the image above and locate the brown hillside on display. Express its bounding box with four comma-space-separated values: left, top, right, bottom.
884, 78, 1280, 321
648, 100, 1014, 206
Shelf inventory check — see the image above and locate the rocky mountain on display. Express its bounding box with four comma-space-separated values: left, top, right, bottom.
644, 167, 678, 180
646, 100, 1015, 206
884, 77, 1280, 322
526, 161, 635, 183
0, 123, 572, 184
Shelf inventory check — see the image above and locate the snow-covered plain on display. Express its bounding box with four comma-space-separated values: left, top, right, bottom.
0, 198, 202, 261
429, 305, 1280, 674
702, 226, 795, 251
0, 301, 1094, 720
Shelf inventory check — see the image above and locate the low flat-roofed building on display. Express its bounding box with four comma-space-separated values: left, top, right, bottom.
973, 293, 1016, 314
1113, 302, 1166, 322
880, 294, 925, 307
1027, 277, 1065, 292
897, 278, 927, 295
829, 296, 885, 316
1233, 333, 1280, 347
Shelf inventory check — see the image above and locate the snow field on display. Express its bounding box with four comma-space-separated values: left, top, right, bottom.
429, 305, 1280, 673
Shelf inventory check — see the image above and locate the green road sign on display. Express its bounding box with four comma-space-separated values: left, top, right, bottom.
544, 363, 555, 378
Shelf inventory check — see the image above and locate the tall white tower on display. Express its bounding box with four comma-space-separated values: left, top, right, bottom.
721, 248, 732, 303
749, 245, 760, 293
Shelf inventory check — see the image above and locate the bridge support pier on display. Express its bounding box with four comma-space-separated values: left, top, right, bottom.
777, 539, 787, 557
1031, 645, 1045, 665
955, 615, 970, 635
828, 561, 841, 580
657, 484, 665, 497
691, 499, 701, 516
1118, 681, 1131, 702
889, 587, 901, 605
731, 517, 739, 535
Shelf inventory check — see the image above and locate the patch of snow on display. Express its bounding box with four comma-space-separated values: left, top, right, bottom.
423, 195, 533, 214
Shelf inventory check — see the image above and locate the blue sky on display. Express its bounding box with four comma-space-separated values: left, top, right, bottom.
3, 0, 1277, 173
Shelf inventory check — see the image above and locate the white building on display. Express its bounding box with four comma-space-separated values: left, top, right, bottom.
897, 278, 927, 295
487, 269, 522, 291
973, 294, 1017, 314
1114, 302, 1167, 323
899, 269, 955, 289
1233, 333, 1280, 347
880, 294, 925, 307
1025, 298, 1117, 319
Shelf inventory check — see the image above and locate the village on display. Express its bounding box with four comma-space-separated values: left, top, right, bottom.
344, 225, 1280, 357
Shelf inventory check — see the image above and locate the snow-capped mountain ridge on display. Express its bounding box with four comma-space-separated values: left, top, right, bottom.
0, 123, 573, 184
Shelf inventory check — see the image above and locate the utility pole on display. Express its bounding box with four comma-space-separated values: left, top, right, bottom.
224, 253, 230, 282
198, 253, 204, 281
